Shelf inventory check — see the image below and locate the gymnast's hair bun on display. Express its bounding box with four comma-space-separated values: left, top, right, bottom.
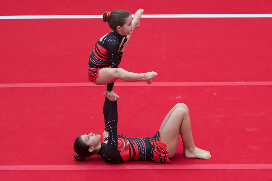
103, 11, 111, 22
74, 154, 86, 161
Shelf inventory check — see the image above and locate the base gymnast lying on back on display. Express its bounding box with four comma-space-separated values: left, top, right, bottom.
74, 96, 211, 163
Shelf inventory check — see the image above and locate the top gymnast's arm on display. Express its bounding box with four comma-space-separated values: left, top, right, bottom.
119, 9, 144, 53
106, 9, 143, 92
106, 16, 140, 92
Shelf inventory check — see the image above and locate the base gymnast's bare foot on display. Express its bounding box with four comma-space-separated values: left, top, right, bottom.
184, 147, 211, 160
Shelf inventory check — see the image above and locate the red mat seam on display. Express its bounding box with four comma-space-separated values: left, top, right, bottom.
1, 164, 272, 171
1, 81, 272, 88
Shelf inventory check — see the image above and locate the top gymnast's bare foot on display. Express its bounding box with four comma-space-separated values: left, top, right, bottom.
143, 71, 157, 84
184, 147, 211, 160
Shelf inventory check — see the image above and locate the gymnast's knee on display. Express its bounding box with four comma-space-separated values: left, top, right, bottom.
175, 103, 189, 113
115, 68, 125, 77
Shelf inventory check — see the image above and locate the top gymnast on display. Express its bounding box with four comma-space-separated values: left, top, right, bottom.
74, 96, 212, 163
88, 9, 157, 101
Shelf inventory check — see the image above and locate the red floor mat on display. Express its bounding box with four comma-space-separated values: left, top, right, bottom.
0, 19, 272, 83
1, 169, 272, 181
1, 86, 271, 165
1, 1, 272, 180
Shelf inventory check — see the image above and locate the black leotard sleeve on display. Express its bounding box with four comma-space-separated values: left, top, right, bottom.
103, 97, 118, 149
106, 34, 127, 91
107, 40, 119, 69
102, 98, 125, 162
106, 33, 123, 91
99, 97, 124, 162
106, 83, 114, 91
103, 97, 116, 132
106, 40, 118, 91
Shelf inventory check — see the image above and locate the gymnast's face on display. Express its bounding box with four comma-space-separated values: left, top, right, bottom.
80, 132, 101, 148
118, 16, 133, 35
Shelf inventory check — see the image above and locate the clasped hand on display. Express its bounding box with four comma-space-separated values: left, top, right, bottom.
103, 90, 120, 101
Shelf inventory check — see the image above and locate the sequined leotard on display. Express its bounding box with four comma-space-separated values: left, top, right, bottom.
88, 31, 127, 91
97, 98, 170, 163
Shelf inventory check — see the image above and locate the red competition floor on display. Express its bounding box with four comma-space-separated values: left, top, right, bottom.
1, 1, 272, 180
0, 18, 272, 83
1, 86, 272, 165
1, 0, 272, 15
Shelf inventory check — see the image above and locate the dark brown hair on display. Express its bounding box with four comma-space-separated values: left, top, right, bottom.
74, 135, 95, 161
103, 10, 131, 31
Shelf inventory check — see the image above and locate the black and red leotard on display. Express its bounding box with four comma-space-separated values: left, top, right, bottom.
88, 31, 127, 91
98, 98, 170, 163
